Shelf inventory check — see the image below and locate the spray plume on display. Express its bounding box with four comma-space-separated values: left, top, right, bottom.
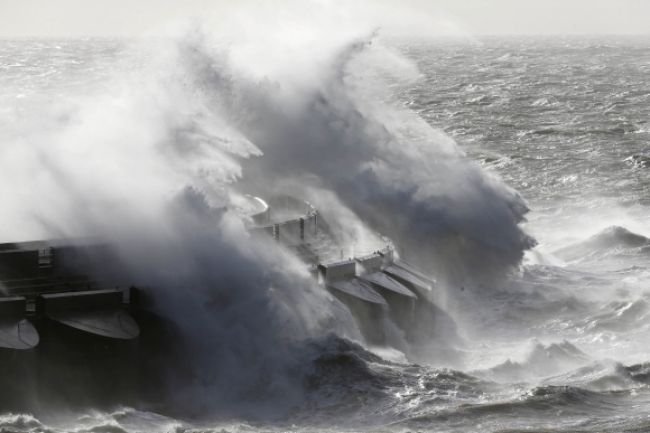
0, 1, 533, 415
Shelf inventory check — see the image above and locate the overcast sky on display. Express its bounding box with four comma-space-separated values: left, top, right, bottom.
0, 0, 649, 38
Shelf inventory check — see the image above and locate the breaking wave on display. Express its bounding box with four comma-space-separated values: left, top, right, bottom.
0, 15, 534, 420
482, 340, 591, 382
554, 226, 650, 262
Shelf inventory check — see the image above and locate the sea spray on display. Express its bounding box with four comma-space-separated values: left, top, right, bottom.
186, 29, 537, 288
0, 11, 533, 414
0, 30, 364, 415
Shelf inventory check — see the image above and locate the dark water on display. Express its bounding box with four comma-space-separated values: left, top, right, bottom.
1, 36, 650, 432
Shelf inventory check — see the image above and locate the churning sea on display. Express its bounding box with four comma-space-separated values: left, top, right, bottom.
2, 35, 650, 433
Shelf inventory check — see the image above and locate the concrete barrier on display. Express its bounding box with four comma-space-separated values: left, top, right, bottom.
39, 289, 123, 313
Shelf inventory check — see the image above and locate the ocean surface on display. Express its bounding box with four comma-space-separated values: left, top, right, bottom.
2, 35, 650, 432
